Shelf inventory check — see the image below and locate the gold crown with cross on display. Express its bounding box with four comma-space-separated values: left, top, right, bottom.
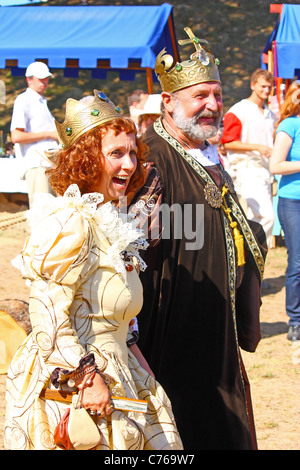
55, 90, 122, 148
155, 27, 221, 93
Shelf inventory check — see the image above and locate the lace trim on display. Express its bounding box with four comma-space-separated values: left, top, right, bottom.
26, 184, 149, 281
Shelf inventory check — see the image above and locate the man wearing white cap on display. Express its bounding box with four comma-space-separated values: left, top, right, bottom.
138, 94, 162, 135
10, 61, 59, 206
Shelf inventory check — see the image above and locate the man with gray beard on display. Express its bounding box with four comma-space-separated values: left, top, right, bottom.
132, 28, 267, 450
171, 92, 222, 142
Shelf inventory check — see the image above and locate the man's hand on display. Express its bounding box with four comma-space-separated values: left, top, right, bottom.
255, 144, 272, 158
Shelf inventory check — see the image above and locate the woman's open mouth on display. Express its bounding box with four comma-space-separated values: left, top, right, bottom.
112, 176, 130, 188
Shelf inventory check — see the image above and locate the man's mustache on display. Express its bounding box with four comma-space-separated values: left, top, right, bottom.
195, 110, 221, 120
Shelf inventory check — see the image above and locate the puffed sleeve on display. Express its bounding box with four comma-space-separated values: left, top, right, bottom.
21, 207, 94, 371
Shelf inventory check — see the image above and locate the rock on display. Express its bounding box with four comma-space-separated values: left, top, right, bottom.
0, 299, 31, 335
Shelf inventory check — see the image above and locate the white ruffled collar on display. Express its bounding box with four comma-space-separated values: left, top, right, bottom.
187, 145, 220, 167
27, 184, 148, 282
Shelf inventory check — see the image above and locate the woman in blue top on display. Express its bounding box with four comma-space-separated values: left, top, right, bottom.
270, 80, 300, 341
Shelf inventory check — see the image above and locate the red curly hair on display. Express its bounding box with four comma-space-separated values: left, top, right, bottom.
47, 118, 148, 203
274, 81, 300, 138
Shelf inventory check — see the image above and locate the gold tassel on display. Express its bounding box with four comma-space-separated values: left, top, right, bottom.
230, 221, 245, 267
221, 185, 245, 267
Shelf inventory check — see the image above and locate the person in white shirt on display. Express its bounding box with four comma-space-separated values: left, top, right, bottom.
127, 89, 148, 126
10, 61, 59, 207
221, 69, 277, 246
137, 94, 162, 135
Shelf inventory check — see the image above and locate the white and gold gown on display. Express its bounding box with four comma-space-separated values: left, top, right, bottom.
4, 185, 183, 450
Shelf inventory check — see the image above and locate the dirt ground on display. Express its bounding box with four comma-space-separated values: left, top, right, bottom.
0, 202, 299, 451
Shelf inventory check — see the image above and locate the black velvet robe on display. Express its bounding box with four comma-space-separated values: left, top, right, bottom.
136, 120, 267, 450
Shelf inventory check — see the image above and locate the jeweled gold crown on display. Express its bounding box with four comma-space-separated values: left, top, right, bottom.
55, 90, 122, 148
155, 27, 221, 93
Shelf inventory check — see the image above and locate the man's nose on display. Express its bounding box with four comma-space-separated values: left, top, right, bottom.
206, 94, 220, 112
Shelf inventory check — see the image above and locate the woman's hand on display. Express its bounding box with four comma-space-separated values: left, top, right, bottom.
78, 372, 112, 417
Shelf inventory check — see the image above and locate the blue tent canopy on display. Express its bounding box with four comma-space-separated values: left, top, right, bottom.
0, 4, 179, 90
0, 1, 46, 5
275, 4, 300, 79
262, 4, 300, 79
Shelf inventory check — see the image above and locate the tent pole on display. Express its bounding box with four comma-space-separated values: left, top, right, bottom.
268, 50, 273, 75
146, 68, 153, 94
168, 15, 180, 62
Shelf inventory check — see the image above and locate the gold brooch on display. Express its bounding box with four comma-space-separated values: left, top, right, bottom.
204, 183, 222, 208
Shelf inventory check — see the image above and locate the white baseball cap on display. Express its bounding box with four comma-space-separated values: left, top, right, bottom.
25, 62, 53, 79
139, 94, 162, 116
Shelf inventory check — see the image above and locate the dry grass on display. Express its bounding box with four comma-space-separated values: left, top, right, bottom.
0, 222, 299, 450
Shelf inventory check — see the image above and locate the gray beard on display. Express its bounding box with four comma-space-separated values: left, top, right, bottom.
172, 99, 221, 142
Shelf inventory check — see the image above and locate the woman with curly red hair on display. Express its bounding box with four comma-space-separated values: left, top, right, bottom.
47, 115, 148, 203
5, 91, 183, 451
270, 81, 300, 341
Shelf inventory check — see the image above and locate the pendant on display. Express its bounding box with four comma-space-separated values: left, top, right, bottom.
125, 264, 134, 272
204, 182, 222, 208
